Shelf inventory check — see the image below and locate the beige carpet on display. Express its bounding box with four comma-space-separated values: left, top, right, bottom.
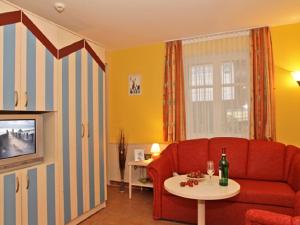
80, 186, 188, 225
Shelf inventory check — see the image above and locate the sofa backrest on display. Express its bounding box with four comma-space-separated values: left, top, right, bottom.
209, 137, 249, 178
177, 139, 209, 174
174, 138, 294, 182
246, 140, 286, 181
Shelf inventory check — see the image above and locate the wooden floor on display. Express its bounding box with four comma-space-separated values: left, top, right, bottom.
80, 186, 189, 225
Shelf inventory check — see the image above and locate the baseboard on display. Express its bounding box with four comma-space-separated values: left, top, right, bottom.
67, 202, 106, 225
109, 180, 153, 191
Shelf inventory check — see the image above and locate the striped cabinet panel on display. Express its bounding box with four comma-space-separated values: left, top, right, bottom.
0, 172, 22, 225
87, 52, 106, 207
60, 50, 84, 224
35, 164, 56, 225
59, 49, 105, 224
0, 23, 58, 111
0, 23, 21, 111
0, 164, 56, 225
20, 26, 57, 112
98, 65, 106, 204
0, 23, 57, 112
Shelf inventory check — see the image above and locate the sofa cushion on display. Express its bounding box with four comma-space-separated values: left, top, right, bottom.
247, 140, 286, 181
209, 137, 249, 178
177, 139, 209, 174
230, 179, 295, 208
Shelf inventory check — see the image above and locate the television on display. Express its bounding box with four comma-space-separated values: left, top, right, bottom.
0, 114, 44, 171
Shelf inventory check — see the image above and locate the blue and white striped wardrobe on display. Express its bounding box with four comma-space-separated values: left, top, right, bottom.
0, 163, 56, 225
58, 48, 106, 224
0, 10, 106, 225
0, 19, 58, 225
0, 23, 56, 111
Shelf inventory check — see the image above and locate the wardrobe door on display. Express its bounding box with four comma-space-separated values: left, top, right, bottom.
86, 50, 106, 208
87, 52, 96, 209
20, 25, 57, 111
60, 53, 73, 224
45, 163, 56, 225
21, 164, 56, 225
25, 168, 38, 225
0, 23, 21, 111
0, 172, 22, 225
60, 50, 86, 224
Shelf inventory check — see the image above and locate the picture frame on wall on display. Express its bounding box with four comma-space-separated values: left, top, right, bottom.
129, 75, 141, 95
134, 149, 145, 161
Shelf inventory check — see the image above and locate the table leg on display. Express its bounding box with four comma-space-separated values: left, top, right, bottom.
129, 165, 132, 199
197, 200, 205, 225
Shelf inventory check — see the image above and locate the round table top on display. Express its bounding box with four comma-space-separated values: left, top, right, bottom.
164, 175, 240, 201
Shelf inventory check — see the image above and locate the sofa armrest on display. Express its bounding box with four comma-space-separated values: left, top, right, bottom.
295, 191, 300, 216
147, 144, 176, 219
293, 217, 300, 225
288, 154, 300, 192
148, 155, 173, 185
245, 209, 292, 225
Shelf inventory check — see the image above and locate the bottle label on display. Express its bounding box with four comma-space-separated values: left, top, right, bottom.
219, 169, 222, 180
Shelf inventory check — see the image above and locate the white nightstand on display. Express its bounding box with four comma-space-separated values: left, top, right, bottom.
128, 159, 153, 199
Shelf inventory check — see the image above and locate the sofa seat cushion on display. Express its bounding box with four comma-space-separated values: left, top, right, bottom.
229, 179, 295, 208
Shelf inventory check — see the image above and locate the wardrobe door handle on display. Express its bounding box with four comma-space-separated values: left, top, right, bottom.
26, 175, 30, 190
87, 123, 90, 138
16, 176, 20, 193
14, 91, 19, 107
81, 123, 85, 138
25, 92, 28, 108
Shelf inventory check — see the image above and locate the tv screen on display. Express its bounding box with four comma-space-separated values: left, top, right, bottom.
0, 120, 36, 160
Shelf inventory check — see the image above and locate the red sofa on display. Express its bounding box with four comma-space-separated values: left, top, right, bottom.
147, 138, 300, 225
245, 209, 300, 225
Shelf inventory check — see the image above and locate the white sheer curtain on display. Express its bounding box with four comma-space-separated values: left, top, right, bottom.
182, 31, 251, 139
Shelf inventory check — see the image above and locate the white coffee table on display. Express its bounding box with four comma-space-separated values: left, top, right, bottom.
164, 175, 240, 225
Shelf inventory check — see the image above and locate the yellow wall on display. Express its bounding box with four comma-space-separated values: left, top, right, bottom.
271, 24, 300, 147
108, 24, 300, 147
108, 43, 165, 143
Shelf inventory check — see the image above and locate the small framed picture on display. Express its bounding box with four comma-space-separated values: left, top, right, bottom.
129, 75, 141, 95
134, 149, 145, 161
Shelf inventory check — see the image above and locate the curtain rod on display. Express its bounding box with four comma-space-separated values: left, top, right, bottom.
164, 25, 266, 43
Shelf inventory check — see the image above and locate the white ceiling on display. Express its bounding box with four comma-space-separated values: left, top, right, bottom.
6, 0, 300, 50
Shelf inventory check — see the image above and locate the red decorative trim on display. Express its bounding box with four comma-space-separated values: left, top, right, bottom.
0, 10, 21, 26
85, 41, 106, 72
58, 40, 84, 59
22, 12, 58, 57
0, 10, 105, 72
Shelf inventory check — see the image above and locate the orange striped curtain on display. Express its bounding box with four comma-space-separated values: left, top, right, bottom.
163, 41, 186, 142
250, 27, 276, 140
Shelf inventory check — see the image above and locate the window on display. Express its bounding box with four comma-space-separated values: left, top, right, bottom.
191, 64, 213, 102
183, 32, 250, 139
221, 62, 235, 101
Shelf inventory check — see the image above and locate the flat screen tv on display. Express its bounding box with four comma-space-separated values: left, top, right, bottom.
0, 114, 43, 171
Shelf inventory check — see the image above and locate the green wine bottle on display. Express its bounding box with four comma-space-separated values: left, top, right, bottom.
219, 148, 229, 186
